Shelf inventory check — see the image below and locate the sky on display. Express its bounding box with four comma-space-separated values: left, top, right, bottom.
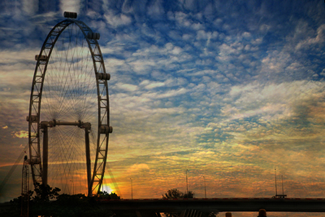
0, 0, 325, 216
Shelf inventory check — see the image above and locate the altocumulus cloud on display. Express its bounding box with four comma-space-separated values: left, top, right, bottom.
1, 2, 325, 213
127, 163, 150, 173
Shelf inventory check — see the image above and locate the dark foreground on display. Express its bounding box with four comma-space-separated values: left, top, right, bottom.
2, 197, 325, 217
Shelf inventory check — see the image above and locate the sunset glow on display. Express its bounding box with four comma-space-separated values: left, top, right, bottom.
1, 1, 325, 217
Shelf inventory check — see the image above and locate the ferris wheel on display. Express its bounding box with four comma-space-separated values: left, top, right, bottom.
26, 12, 112, 196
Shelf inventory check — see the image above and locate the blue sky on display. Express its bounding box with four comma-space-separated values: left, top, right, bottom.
1, 0, 325, 216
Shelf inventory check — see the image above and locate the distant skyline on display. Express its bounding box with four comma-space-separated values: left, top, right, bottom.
1, 1, 325, 216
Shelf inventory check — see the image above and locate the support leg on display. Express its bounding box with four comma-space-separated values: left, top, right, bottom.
42, 125, 48, 186
85, 128, 92, 196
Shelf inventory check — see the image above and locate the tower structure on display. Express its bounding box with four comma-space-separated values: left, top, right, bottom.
272, 168, 287, 199
21, 155, 29, 217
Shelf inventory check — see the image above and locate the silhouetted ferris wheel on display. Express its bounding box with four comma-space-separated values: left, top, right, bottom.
26, 12, 112, 196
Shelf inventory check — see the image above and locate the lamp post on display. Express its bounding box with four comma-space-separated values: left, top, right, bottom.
203, 176, 206, 198
186, 169, 189, 194
130, 178, 133, 199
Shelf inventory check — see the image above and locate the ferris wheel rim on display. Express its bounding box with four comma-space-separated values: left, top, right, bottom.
27, 18, 111, 196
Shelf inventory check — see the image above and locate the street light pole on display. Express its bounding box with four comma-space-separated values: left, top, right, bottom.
130, 178, 133, 199
203, 176, 206, 198
186, 169, 189, 194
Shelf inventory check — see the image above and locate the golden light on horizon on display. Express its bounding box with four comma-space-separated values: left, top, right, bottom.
101, 184, 113, 194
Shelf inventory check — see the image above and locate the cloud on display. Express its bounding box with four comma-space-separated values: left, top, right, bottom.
22, 0, 39, 16
296, 24, 325, 50
147, 87, 188, 99
0, 49, 37, 64
127, 163, 150, 173
140, 80, 165, 89
147, 0, 165, 19
104, 11, 132, 28
115, 82, 139, 92
59, 0, 81, 14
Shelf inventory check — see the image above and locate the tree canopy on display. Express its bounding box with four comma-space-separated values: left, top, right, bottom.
162, 189, 195, 217
98, 191, 120, 199
162, 188, 195, 199
32, 183, 61, 202
5, 184, 127, 217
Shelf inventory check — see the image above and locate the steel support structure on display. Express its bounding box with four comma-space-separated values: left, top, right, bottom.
40, 120, 93, 196
84, 126, 91, 197
41, 123, 48, 186
21, 156, 30, 217
27, 17, 112, 196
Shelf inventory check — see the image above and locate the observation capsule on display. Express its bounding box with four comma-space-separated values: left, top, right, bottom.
97, 73, 110, 81
87, 32, 100, 40
100, 125, 113, 134
64, 11, 77, 19
26, 115, 38, 123
35, 55, 48, 61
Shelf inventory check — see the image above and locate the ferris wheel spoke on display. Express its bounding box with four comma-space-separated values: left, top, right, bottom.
48, 126, 85, 192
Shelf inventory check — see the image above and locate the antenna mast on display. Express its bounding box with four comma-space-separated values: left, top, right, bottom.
281, 175, 284, 195
272, 169, 287, 198
274, 168, 277, 196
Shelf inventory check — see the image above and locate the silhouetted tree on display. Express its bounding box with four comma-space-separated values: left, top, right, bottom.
98, 191, 120, 199
162, 188, 182, 199
183, 191, 194, 198
162, 189, 195, 217
32, 183, 61, 202
56, 193, 87, 205
162, 188, 195, 199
